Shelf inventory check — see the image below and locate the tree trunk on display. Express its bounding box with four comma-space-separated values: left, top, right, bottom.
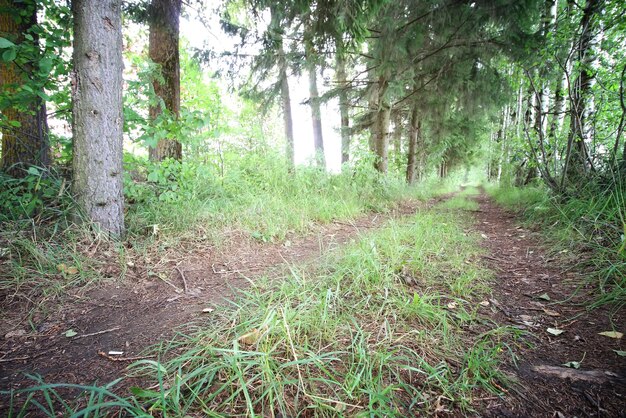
148, 0, 182, 161
372, 75, 390, 173
336, 52, 350, 166
270, 6, 294, 168
278, 47, 294, 168
392, 111, 402, 163
0, 0, 50, 176
305, 40, 325, 169
71, 0, 124, 236
563, 0, 601, 183
406, 105, 421, 184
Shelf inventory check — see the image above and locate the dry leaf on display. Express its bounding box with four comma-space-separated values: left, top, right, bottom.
598, 331, 623, 339
447, 301, 457, 309
537, 293, 551, 301
546, 327, 565, 336
202, 308, 214, 313
238, 328, 262, 345
542, 308, 560, 317
65, 266, 79, 275
479, 301, 490, 307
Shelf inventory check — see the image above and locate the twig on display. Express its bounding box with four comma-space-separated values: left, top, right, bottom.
74, 326, 121, 339
97, 351, 155, 362
0, 355, 30, 363
174, 266, 189, 294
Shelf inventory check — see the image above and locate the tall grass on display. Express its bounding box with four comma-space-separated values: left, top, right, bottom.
486, 178, 626, 311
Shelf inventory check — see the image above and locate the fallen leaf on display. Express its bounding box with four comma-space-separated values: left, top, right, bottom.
562, 361, 581, 369
519, 315, 534, 322
64, 329, 78, 338
542, 308, 560, 317
65, 266, 79, 275
537, 293, 551, 301
202, 308, 214, 313
447, 301, 457, 309
598, 331, 623, 339
613, 350, 626, 357
546, 327, 565, 336
56, 263, 67, 272
480, 233, 488, 239
4, 330, 27, 338
108, 351, 124, 356
238, 328, 262, 346
479, 301, 490, 307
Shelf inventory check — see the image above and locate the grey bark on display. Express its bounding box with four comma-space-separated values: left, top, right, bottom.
336, 52, 350, 165
278, 46, 294, 167
71, 0, 124, 236
406, 105, 420, 184
306, 40, 325, 169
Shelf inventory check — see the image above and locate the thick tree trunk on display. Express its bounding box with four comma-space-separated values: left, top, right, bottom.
71, 0, 124, 236
0, 0, 49, 176
148, 0, 182, 161
405, 105, 421, 184
305, 41, 325, 169
336, 52, 350, 166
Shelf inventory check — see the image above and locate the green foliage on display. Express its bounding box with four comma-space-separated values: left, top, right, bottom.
0, 167, 71, 222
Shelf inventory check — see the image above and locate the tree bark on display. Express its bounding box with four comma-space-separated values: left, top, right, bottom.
71, 0, 124, 236
372, 75, 390, 174
336, 52, 350, 166
0, 0, 50, 176
406, 105, 421, 184
148, 0, 182, 161
563, 0, 601, 183
270, 6, 294, 168
305, 40, 325, 169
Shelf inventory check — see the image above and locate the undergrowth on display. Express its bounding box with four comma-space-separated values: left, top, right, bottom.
486, 178, 626, 312
0, 152, 457, 319
3, 202, 520, 416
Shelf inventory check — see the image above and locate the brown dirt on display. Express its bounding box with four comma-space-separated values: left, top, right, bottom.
473, 193, 626, 417
0, 199, 426, 399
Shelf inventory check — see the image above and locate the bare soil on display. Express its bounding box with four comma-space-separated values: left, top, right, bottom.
1, 193, 624, 417
473, 194, 626, 417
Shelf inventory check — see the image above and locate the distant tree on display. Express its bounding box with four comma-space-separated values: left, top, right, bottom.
71, 0, 125, 235
148, 0, 182, 161
0, 0, 50, 176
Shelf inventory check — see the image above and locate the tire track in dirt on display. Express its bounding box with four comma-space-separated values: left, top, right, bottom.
473, 193, 625, 417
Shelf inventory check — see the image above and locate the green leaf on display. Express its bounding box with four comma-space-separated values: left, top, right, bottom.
2, 48, 17, 62
39, 57, 53, 74
0, 37, 15, 48
536, 293, 551, 301
64, 329, 78, 338
129, 386, 161, 398
613, 350, 626, 357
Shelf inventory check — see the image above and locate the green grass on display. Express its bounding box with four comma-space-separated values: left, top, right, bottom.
0, 153, 458, 317
3, 201, 520, 416
486, 181, 626, 312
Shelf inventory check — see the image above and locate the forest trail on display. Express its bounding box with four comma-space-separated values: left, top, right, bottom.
1, 192, 624, 416
0, 197, 434, 395
474, 194, 626, 417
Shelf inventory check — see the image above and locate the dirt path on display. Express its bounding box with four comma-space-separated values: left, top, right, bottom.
0, 198, 428, 395
473, 193, 626, 417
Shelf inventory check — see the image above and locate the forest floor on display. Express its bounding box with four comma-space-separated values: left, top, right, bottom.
1, 191, 625, 416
